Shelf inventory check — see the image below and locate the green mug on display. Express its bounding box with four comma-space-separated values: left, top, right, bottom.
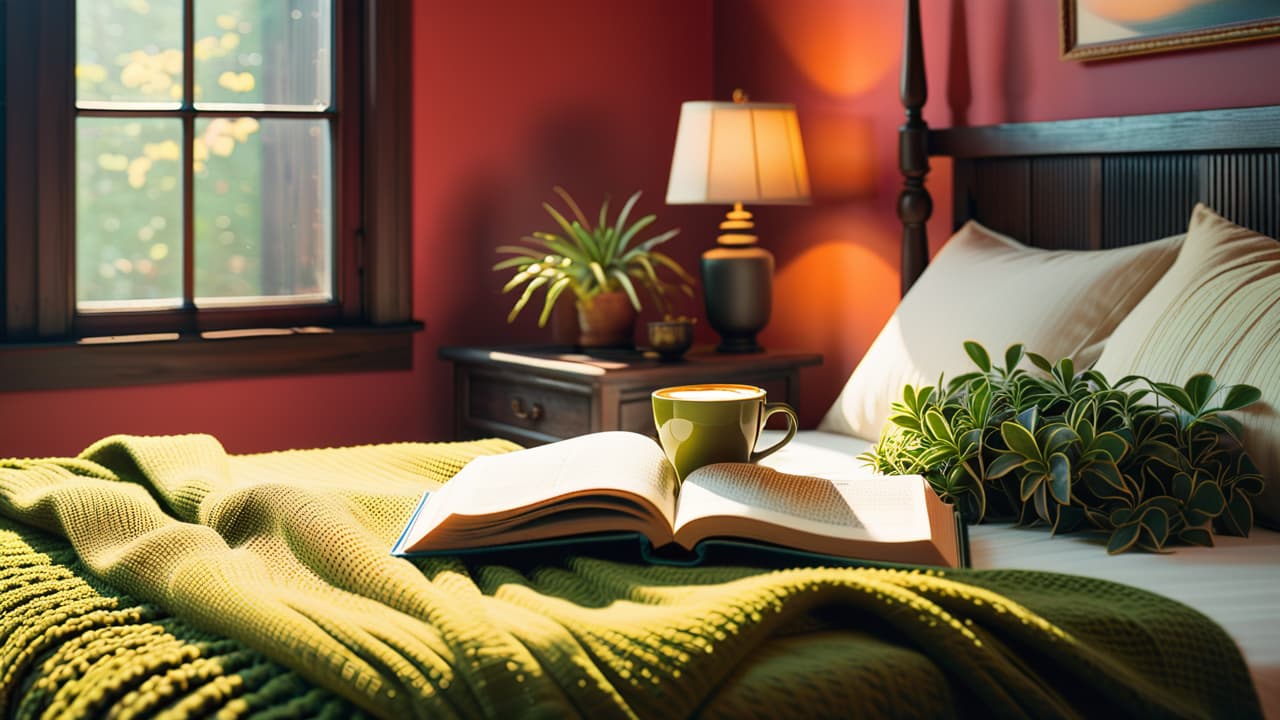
651, 383, 798, 481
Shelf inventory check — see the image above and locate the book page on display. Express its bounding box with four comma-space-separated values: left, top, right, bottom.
397, 431, 679, 552
671, 464, 953, 565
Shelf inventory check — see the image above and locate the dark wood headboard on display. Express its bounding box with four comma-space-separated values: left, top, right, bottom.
896, 0, 1280, 292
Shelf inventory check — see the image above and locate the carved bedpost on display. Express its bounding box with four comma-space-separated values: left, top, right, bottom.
898, 0, 932, 295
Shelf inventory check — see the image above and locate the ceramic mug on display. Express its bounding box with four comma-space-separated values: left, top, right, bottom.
651, 383, 798, 481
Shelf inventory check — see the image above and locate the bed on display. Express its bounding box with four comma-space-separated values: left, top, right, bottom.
3, 2, 1279, 718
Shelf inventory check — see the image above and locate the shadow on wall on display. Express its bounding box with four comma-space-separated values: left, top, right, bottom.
948, 0, 972, 126
997, 0, 1031, 122
437, 108, 617, 348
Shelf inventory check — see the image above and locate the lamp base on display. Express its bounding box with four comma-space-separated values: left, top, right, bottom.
701, 245, 772, 355
716, 336, 763, 354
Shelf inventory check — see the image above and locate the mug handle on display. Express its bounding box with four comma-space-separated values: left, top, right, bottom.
750, 402, 798, 463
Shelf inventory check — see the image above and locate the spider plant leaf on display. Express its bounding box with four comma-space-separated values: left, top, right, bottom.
542, 202, 581, 245
553, 185, 592, 230
528, 231, 567, 246
631, 255, 665, 302
1221, 383, 1262, 411
632, 227, 681, 254
568, 221, 599, 256
537, 276, 573, 327
588, 261, 610, 291
648, 250, 698, 285
613, 190, 642, 238
528, 235, 589, 265
497, 244, 549, 258
493, 256, 541, 271
611, 269, 642, 311
507, 276, 549, 323
600, 227, 619, 264
963, 341, 991, 373
617, 214, 657, 252
502, 267, 540, 293
597, 196, 610, 235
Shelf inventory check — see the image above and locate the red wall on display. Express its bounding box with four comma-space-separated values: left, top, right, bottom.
0, 0, 713, 458
5, 1, 1279, 457
712, 0, 1280, 428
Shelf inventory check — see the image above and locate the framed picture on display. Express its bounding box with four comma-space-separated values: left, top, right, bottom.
1061, 0, 1280, 61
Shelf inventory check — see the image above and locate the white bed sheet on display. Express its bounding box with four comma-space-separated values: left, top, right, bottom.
759, 429, 1280, 717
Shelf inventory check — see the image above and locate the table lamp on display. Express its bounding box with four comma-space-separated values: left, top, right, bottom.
665, 90, 810, 353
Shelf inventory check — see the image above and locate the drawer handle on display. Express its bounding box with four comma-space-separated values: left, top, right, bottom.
510, 397, 545, 422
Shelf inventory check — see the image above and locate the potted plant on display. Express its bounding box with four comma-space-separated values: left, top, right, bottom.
494, 187, 695, 348
861, 341, 1263, 554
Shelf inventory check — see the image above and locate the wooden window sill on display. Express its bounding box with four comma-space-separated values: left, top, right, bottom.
0, 322, 423, 392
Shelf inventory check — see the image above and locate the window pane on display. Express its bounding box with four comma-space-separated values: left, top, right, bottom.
76, 118, 184, 309
194, 118, 332, 306
76, 0, 183, 109
194, 0, 332, 110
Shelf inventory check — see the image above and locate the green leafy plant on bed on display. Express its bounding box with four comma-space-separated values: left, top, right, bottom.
860, 342, 1264, 554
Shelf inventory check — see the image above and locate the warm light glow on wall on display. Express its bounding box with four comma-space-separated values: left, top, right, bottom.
802, 115, 876, 200
757, 0, 899, 97
772, 215, 897, 350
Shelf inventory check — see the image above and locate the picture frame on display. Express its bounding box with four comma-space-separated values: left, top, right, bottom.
1060, 0, 1280, 61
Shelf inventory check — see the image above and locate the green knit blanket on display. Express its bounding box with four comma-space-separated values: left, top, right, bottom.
0, 435, 1262, 719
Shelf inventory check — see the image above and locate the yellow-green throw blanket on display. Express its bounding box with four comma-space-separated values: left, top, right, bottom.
0, 435, 1263, 719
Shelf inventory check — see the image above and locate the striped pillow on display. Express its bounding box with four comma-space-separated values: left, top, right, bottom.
1096, 203, 1280, 528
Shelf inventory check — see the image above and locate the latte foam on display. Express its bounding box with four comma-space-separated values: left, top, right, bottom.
654, 384, 764, 401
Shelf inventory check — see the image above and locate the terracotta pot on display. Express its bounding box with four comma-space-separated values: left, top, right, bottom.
549, 300, 580, 347
575, 291, 637, 348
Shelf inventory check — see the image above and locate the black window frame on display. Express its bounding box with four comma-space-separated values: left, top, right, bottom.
1, 0, 416, 392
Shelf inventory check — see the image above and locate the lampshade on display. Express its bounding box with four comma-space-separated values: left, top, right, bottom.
664, 95, 811, 354
666, 101, 811, 206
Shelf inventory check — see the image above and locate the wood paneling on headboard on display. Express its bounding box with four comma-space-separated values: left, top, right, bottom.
898, 2, 1280, 290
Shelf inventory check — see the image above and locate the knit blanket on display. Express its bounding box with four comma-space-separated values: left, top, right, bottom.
0, 435, 1262, 719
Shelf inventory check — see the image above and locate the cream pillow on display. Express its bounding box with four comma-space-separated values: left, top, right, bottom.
819, 220, 1183, 440
1095, 203, 1280, 528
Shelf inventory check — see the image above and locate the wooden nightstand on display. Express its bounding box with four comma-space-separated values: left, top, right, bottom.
439, 345, 822, 446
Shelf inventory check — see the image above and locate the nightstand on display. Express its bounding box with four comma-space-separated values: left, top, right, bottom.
439, 345, 822, 446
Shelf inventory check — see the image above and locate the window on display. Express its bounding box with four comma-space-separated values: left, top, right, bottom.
2, 0, 413, 391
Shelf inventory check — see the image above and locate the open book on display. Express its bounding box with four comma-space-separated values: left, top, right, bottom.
392, 431, 967, 568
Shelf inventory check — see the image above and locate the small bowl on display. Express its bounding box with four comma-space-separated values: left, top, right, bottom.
648, 320, 695, 360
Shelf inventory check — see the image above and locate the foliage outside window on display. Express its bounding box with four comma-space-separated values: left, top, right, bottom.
1, 0, 414, 391
75, 0, 334, 317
